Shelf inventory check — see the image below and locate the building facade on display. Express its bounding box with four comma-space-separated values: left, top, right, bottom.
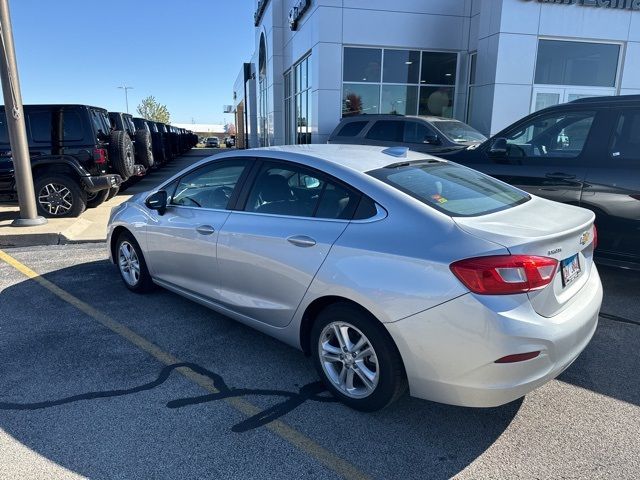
232, 0, 640, 147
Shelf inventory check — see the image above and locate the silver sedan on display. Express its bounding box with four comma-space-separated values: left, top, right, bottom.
107, 144, 603, 411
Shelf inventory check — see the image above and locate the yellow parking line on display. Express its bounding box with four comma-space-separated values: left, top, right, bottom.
0, 249, 370, 480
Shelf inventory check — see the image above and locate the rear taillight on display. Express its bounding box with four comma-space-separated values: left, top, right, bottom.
450, 255, 558, 295
593, 225, 598, 250
93, 148, 107, 164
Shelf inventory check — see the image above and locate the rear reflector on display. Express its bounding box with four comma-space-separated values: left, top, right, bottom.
495, 351, 540, 363
450, 255, 558, 295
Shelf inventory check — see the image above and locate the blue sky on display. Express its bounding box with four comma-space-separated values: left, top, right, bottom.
9, 0, 255, 125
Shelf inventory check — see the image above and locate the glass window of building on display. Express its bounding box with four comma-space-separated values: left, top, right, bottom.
284, 70, 293, 145
535, 40, 620, 88
383, 49, 420, 84
343, 83, 380, 116
284, 53, 312, 144
381, 85, 418, 115
343, 47, 382, 82
342, 48, 458, 118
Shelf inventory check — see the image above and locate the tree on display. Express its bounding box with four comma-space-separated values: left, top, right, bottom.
224, 123, 236, 135
136, 96, 171, 123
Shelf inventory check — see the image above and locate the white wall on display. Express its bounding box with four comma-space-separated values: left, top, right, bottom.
244, 0, 640, 143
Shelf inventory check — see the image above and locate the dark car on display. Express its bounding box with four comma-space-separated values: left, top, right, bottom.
0, 104, 122, 217
134, 118, 169, 166
109, 112, 153, 173
328, 114, 486, 155
437, 95, 640, 270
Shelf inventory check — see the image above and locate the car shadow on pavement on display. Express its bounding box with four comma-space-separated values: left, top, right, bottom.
557, 266, 640, 407
0, 257, 527, 479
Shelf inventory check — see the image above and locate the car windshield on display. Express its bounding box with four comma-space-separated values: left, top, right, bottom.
432, 120, 487, 144
368, 161, 529, 217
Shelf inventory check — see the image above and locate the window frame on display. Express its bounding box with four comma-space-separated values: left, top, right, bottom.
235, 158, 366, 221
341, 46, 459, 118
533, 38, 623, 89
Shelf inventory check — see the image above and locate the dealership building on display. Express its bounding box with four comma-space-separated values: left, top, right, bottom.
232, 0, 640, 148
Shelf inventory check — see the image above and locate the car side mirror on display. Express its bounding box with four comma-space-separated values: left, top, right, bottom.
424, 133, 441, 145
145, 190, 167, 215
489, 137, 508, 155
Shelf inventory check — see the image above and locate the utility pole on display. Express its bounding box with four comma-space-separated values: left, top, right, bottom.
117, 85, 133, 113
0, 0, 45, 226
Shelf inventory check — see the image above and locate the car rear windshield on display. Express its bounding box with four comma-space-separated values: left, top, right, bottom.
432, 120, 487, 144
368, 161, 529, 216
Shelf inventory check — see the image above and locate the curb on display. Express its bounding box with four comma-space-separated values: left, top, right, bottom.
0, 233, 106, 248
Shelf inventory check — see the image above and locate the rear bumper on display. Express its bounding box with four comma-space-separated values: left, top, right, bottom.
81, 174, 122, 193
386, 265, 603, 407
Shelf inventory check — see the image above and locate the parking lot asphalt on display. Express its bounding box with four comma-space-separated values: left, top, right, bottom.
0, 244, 638, 479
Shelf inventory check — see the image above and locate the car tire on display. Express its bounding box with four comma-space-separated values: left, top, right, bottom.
34, 173, 87, 218
311, 302, 407, 411
86, 188, 110, 208
109, 130, 135, 179
134, 129, 154, 169
115, 231, 154, 293
105, 186, 120, 201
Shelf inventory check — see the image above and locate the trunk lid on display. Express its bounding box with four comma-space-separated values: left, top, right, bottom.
453, 196, 596, 317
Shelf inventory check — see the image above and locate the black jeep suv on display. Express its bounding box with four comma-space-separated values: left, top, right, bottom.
438, 95, 640, 270
109, 112, 154, 173
133, 117, 168, 166
0, 104, 122, 217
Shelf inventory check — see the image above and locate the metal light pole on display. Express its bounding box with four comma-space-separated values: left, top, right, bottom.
0, 0, 45, 226
117, 85, 133, 113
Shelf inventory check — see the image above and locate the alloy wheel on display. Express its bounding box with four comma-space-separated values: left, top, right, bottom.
318, 321, 379, 399
38, 183, 73, 216
118, 241, 141, 286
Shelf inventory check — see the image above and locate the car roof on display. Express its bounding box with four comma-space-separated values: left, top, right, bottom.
569, 94, 640, 106
339, 114, 453, 122
251, 144, 435, 173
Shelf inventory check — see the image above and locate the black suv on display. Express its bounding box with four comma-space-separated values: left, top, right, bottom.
109, 112, 154, 174
133, 117, 168, 166
328, 114, 487, 154
0, 104, 122, 217
438, 95, 640, 269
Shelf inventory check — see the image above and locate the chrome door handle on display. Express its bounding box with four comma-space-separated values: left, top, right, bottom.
196, 225, 215, 235
287, 235, 316, 247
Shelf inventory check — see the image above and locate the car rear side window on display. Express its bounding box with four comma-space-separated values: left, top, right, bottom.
366, 121, 404, 142
610, 109, 640, 164
28, 111, 52, 142
0, 115, 8, 144
62, 111, 84, 141
368, 162, 529, 217
336, 121, 368, 137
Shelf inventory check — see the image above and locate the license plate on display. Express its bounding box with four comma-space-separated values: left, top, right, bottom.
561, 254, 581, 287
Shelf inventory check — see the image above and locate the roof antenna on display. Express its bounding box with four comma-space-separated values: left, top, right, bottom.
382, 147, 409, 158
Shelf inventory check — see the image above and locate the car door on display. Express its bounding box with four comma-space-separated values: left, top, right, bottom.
477, 109, 601, 205
581, 107, 640, 264
144, 158, 252, 299
216, 160, 360, 327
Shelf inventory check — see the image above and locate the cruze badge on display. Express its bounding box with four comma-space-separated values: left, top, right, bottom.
579, 231, 591, 246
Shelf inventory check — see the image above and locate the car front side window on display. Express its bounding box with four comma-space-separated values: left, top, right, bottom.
171, 161, 247, 210
504, 111, 595, 160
